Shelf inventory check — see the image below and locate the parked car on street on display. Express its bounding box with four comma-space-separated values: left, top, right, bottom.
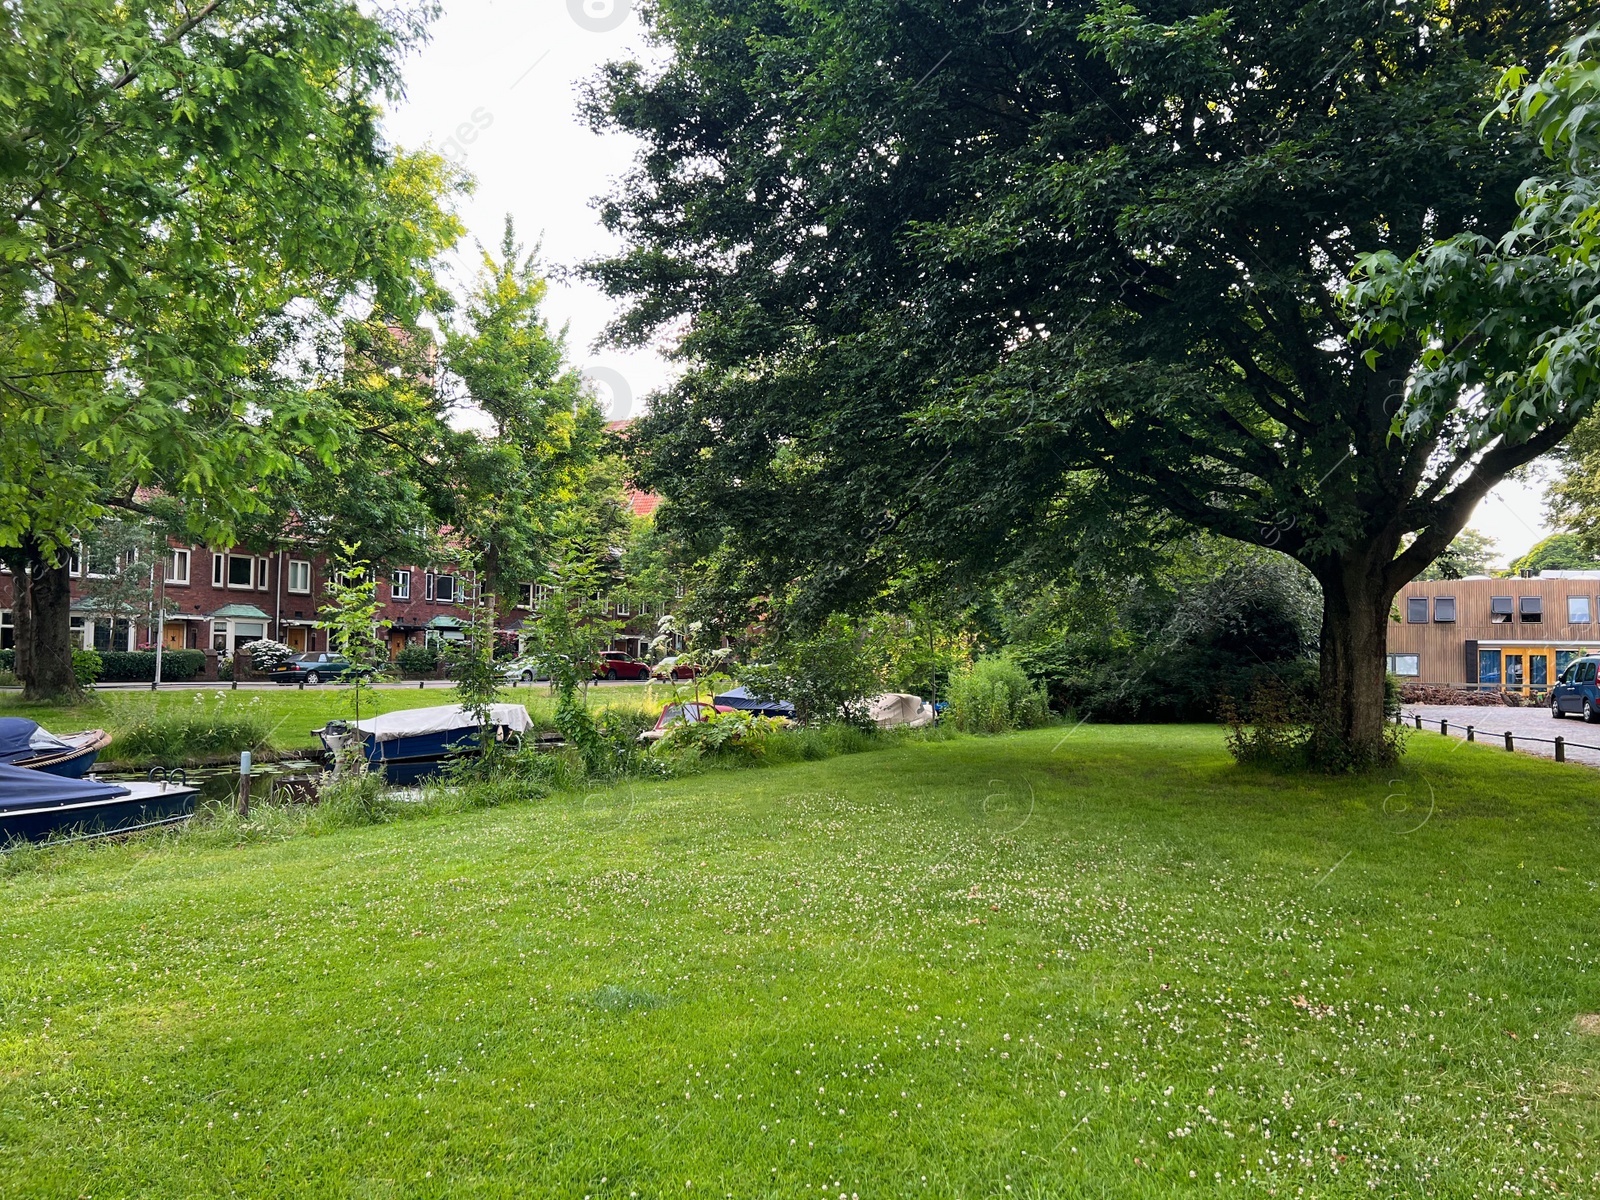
500, 656, 546, 684
650, 656, 702, 681
594, 651, 651, 681
638, 701, 736, 742
272, 652, 351, 685
1551, 656, 1600, 720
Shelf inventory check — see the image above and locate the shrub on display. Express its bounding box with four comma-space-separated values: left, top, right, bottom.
247, 640, 297, 671
654, 709, 781, 763
95, 649, 206, 682
947, 655, 1049, 733
741, 613, 881, 726
395, 645, 440, 676
0, 650, 10, 671
216, 654, 233, 682
109, 694, 273, 766
72, 648, 102, 687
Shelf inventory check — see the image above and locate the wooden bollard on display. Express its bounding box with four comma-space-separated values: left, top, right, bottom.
238, 750, 252, 817
1556, 736, 1566, 763
1504, 731, 1514, 752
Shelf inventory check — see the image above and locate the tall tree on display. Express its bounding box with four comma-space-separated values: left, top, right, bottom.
438, 217, 622, 601
586, 0, 1589, 766
0, 0, 460, 698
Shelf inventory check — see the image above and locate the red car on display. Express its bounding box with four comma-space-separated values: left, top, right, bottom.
650, 656, 702, 681
593, 651, 651, 681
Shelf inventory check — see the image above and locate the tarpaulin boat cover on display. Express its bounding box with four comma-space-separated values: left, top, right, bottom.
0, 718, 76, 765
868, 693, 937, 729
352, 704, 534, 744
711, 687, 796, 718
0, 762, 129, 809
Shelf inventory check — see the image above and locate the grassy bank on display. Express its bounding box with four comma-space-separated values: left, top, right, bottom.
2, 726, 1598, 1196
0, 681, 670, 764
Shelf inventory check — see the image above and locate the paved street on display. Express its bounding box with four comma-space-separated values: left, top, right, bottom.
1403, 703, 1600, 769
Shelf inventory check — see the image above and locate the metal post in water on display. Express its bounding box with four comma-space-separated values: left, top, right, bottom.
238, 750, 252, 817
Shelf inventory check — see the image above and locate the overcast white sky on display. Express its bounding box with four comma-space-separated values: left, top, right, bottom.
380, 0, 1557, 567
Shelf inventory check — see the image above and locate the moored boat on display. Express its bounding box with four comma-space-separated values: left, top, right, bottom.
0, 763, 198, 845
0, 718, 112, 778
313, 703, 534, 784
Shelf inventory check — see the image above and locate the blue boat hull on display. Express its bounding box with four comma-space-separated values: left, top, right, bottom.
0, 781, 197, 845
322, 727, 493, 784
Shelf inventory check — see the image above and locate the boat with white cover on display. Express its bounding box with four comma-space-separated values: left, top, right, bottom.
313, 703, 534, 783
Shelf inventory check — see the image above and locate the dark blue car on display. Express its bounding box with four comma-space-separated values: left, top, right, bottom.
1551, 656, 1600, 721
272, 652, 351, 686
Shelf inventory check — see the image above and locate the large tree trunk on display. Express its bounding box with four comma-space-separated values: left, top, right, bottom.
1309, 553, 1398, 770
20, 550, 78, 702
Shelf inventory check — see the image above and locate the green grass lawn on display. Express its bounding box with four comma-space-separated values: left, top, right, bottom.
0, 681, 669, 759
3, 725, 1599, 1197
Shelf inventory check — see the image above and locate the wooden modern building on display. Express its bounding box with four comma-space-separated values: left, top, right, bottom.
1386, 572, 1600, 692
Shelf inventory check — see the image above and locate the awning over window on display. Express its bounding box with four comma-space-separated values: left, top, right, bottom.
211, 603, 271, 620
425, 615, 462, 630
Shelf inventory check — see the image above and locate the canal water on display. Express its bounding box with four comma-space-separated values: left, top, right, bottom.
99, 759, 326, 807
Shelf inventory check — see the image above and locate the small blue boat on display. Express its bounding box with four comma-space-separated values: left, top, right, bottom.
711, 687, 796, 719
0, 718, 112, 778
313, 704, 534, 784
0, 763, 198, 845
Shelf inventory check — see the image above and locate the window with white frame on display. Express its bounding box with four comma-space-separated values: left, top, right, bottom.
212, 551, 225, 586
0, 609, 12, 651
226, 553, 255, 589
518, 583, 535, 609
165, 548, 191, 585
287, 559, 311, 594
392, 570, 411, 600
432, 574, 456, 603
255, 556, 270, 591
70, 540, 84, 577
213, 621, 229, 651
615, 595, 629, 617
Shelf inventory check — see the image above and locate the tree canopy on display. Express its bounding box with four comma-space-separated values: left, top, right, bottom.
588, 0, 1591, 766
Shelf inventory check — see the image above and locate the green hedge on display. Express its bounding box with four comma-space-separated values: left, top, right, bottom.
97, 650, 207, 682
0, 647, 205, 682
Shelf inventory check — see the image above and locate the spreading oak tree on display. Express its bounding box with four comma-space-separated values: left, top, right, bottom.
588, 0, 1590, 766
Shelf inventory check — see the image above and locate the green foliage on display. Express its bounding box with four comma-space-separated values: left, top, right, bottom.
522, 541, 623, 773
96, 650, 206, 683
317, 546, 389, 731
395, 645, 441, 676
1414, 528, 1501, 580
654, 709, 780, 764
71, 648, 101, 688
1509, 532, 1600, 573
444, 563, 507, 768
741, 613, 883, 726
0, 0, 462, 560
946, 656, 1049, 734
109, 694, 273, 766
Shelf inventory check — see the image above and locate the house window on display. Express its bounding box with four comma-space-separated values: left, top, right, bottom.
1570, 597, 1592, 624
615, 595, 630, 617
287, 560, 311, 594
1490, 596, 1513, 624
212, 551, 225, 587
1558, 649, 1585, 677
1478, 649, 1501, 686
1405, 597, 1428, 624
518, 583, 534, 609
0, 609, 12, 651
213, 621, 229, 651
433, 574, 456, 603
226, 554, 255, 589
1386, 654, 1419, 677
70, 540, 84, 576
424, 572, 434, 602
1520, 596, 1543, 623
165, 549, 191, 586
70, 615, 88, 649
256, 556, 270, 591
233, 621, 265, 650
392, 570, 411, 600
1433, 596, 1456, 623
83, 541, 114, 579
